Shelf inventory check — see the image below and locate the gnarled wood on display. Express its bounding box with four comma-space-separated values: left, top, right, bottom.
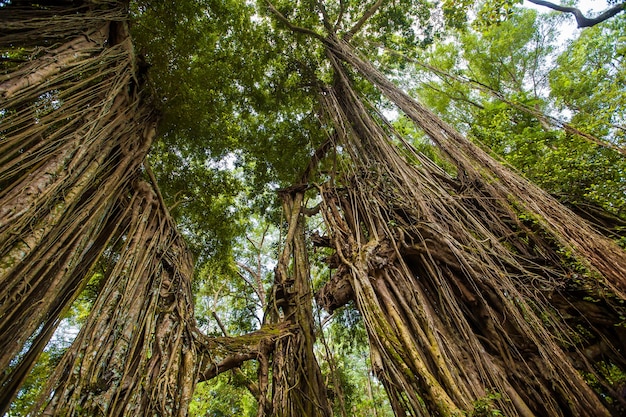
315, 43, 626, 415
0, 4, 157, 411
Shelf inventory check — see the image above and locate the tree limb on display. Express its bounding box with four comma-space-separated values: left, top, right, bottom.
264, 0, 325, 40
210, 311, 266, 400
194, 324, 290, 383
236, 266, 266, 303
527, 0, 625, 27
316, 0, 334, 32
335, 0, 346, 31
345, 0, 385, 40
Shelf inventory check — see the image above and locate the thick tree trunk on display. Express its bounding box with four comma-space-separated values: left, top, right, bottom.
0, 3, 157, 412
267, 188, 332, 417
38, 181, 198, 416
327, 39, 626, 298
1, 3, 306, 416
315, 45, 626, 416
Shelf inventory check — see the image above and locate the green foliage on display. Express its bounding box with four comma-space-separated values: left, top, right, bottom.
128, 0, 487, 269
322, 352, 394, 417
131, 0, 328, 266
365, 0, 439, 50
442, 0, 473, 30
580, 360, 626, 407
470, 0, 626, 31
469, 390, 504, 417
412, 8, 626, 219
327, 303, 369, 354
464, 10, 557, 93
438, 0, 526, 31
189, 371, 257, 417
320, 304, 394, 416
474, 0, 522, 30
550, 14, 626, 147
7, 347, 65, 416
193, 218, 278, 334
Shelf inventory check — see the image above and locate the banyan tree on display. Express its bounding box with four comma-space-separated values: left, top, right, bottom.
1, 1, 625, 416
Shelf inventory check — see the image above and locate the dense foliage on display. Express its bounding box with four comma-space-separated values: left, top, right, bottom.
412, 9, 626, 229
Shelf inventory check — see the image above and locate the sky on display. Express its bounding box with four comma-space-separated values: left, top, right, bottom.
524, 0, 611, 41
524, 0, 609, 13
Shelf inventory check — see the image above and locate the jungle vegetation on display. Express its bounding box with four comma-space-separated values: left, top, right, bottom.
1, 0, 625, 416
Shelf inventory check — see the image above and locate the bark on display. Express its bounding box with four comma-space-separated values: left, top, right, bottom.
0, 5, 125, 50
0, 24, 110, 99
266, 189, 332, 417
315, 264, 354, 313
326, 38, 626, 299
0, 4, 157, 412
314, 44, 626, 416
38, 182, 197, 417
194, 324, 289, 382
564, 201, 626, 241
2, 4, 308, 416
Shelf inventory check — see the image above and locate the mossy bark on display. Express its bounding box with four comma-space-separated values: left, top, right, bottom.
268, 189, 332, 417
0, 3, 157, 411
314, 44, 625, 416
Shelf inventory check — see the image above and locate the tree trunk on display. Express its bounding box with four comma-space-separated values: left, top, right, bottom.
315, 44, 626, 416
267, 188, 332, 417
35, 181, 197, 416
1, 4, 314, 416
0, 3, 157, 412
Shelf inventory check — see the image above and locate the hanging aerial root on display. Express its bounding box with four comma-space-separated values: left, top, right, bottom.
35, 180, 197, 417
0, 2, 157, 412
325, 38, 626, 299
313, 45, 626, 416
266, 189, 333, 417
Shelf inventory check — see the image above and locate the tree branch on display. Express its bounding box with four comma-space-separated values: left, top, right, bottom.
335, 0, 346, 31
264, 0, 325, 40
527, 0, 625, 27
194, 324, 290, 383
299, 137, 334, 184
212, 311, 229, 336
236, 265, 266, 303
210, 311, 266, 401
345, 0, 385, 40
316, 0, 334, 32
